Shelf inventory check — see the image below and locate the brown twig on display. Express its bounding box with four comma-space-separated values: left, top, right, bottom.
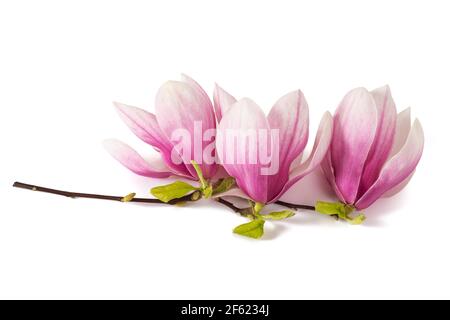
275, 200, 315, 211
12, 181, 321, 218
12, 181, 199, 205
275, 200, 339, 219
215, 197, 253, 217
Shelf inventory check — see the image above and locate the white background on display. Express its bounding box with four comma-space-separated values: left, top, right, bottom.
1, 0, 449, 299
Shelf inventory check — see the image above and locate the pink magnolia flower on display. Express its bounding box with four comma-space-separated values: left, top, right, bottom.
322, 86, 424, 210
215, 88, 333, 204
104, 74, 218, 180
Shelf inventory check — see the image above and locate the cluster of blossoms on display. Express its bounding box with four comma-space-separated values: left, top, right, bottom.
104, 74, 424, 239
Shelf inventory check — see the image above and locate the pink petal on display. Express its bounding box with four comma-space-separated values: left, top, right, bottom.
213, 83, 237, 122
355, 119, 424, 209
331, 88, 378, 204
267, 90, 309, 199
155, 78, 218, 179
389, 108, 411, 158
216, 98, 271, 203
103, 139, 172, 178
272, 111, 333, 202
382, 170, 414, 198
358, 85, 397, 195
321, 151, 346, 202
181, 74, 212, 108
289, 152, 304, 173
114, 102, 192, 178
114, 102, 170, 150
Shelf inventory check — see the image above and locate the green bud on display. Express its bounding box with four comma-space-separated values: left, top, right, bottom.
211, 177, 236, 195
120, 192, 136, 202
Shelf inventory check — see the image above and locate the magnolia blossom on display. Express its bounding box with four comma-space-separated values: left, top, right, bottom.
104, 74, 218, 180
322, 86, 424, 210
215, 87, 333, 204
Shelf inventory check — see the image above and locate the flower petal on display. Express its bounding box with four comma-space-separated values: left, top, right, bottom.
382, 170, 414, 198
358, 85, 397, 195
114, 102, 170, 150
355, 119, 424, 209
181, 73, 212, 106
389, 107, 411, 158
321, 151, 346, 202
155, 78, 218, 179
216, 98, 270, 203
213, 83, 237, 122
114, 102, 192, 178
267, 90, 309, 198
103, 139, 172, 178
331, 87, 378, 204
273, 111, 333, 202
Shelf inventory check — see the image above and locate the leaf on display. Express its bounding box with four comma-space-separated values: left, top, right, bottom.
120, 192, 136, 202
151, 181, 199, 203
212, 177, 236, 195
262, 210, 295, 220
315, 201, 365, 224
348, 214, 366, 225
233, 219, 265, 239
315, 201, 347, 215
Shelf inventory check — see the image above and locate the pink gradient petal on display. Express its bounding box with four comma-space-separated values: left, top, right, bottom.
272, 111, 333, 203
382, 170, 414, 198
389, 107, 411, 158
358, 85, 397, 195
331, 88, 378, 204
267, 90, 309, 199
216, 98, 270, 203
355, 119, 424, 209
114, 102, 192, 178
114, 102, 170, 150
155, 79, 218, 179
181, 74, 212, 107
103, 139, 172, 178
321, 151, 346, 203
213, 83, 237, 122
289, 152, 304, 173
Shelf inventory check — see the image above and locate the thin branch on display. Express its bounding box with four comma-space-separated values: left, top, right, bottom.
12, 181, 199, 205
215, 197, 253, 217
12, 181, 320, 218
275, 200, 315, 211
275, 200, 338, 219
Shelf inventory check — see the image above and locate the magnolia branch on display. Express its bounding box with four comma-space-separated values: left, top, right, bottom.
12, 182, 197, 204
12, 181, 316, 215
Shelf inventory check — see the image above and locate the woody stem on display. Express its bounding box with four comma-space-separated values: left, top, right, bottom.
12, 181, 317, 215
